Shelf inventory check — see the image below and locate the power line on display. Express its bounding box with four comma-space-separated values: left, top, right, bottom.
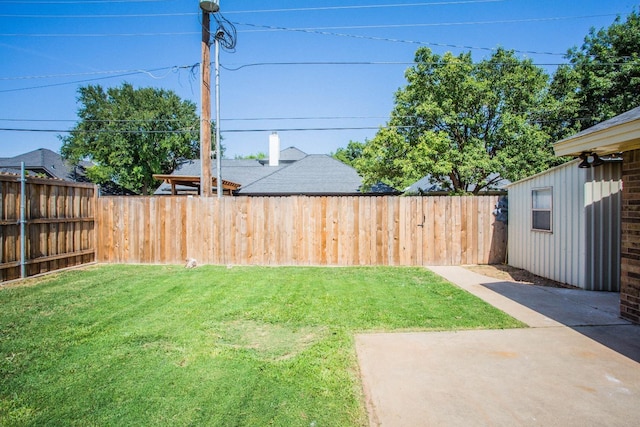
0, 126, 391, 134
0, 64, 196, 93
220, 61, 416, 71
0, 12, 197, 18
0, 13, 623, 42
0, 116, 400, 123
2, 0, 170, 3
0, 31, 196, 38
234, 22, 566, 56
0, 1, 505, 18
223, 1, 506, 14
0, 65, 195, 81
238, 14, 620, 32
0, 128, 197, 134
5, 59, 637, 92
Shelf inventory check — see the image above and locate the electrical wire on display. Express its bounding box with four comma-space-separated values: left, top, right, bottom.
220, 61, 416, 71
0, 1, 506, 17
0, 66, 195, 81
0, 31, 196, 37
238, 14, 621, 32
212, 12, 237, 52
2, 0, 171, 3
223, 1, 506, 14
4, 58, 636, 92
234, 22, 566, 56
0, 128, 197, 134
0, 12, 198, 18
0, 116, 396, 123
0, 64, 196, 93
0, 119, 597, 134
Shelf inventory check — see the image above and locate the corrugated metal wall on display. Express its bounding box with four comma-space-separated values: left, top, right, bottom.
508, 160, 622, 291
585, 163, 622, 291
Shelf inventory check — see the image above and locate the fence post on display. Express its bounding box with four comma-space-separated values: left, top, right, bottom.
20, 162, 26, 278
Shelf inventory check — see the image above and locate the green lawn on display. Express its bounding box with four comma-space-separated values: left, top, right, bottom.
0, 265, 523, 426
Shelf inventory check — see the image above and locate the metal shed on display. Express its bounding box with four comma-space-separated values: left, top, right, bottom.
507, 159, 622, 291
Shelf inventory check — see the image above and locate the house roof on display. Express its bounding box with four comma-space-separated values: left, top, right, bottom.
268, 146, 307, 163
154, 147, 396, 196
554, 105, 640, 156
404, 173, 509, 194
153, 174, 242, 195
237, 154, 363, 195
156, 158, 287, 190
0, 148, 89, 180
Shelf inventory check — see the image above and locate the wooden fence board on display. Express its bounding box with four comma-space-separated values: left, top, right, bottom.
94, 195, 505, 267
0, 175, 96, 282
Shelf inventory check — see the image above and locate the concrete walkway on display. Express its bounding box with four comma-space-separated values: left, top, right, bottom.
356, 266, 640, 427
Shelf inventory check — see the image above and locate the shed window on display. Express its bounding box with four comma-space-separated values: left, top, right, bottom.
532, 188, 552, 232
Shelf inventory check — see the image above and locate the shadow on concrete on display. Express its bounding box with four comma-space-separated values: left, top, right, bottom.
482, 281, 640, 363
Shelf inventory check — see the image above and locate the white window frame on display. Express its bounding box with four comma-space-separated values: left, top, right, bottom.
532, 187, 553, 232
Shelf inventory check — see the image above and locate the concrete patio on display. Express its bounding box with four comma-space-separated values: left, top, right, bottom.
356, 266, 640, 426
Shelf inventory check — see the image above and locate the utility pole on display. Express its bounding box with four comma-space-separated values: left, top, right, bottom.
200, 7, 213, 197
214, 20, 222, 198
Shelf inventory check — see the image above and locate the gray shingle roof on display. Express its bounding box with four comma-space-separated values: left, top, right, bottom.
404, 173, 509, 194
154, 148, 389, 196
237, 154, 363, 195
274, 146, 307, 162
561, 105, 640, 142
0, 148, 89, 181
154, 158, 287, 194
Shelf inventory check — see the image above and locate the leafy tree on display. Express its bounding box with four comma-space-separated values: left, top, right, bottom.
356, 48, 561, 194
235, 152, 267, 160
61, 83, 211, 195
332, 141, 366, 167
556, 11, 640, 129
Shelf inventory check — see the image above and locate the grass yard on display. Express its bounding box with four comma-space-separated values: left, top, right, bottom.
0, 265, 524, 426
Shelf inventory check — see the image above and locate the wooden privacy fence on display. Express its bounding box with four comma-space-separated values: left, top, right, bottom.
0, 174, 96, 282
97, 195, 506, 266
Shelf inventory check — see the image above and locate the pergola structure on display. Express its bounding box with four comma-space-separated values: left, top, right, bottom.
153, 174, 241, 196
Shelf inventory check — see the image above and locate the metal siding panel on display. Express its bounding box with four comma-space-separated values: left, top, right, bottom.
508, 162, 590, 288
586, 162, 622, 291
576, 167, 587, 288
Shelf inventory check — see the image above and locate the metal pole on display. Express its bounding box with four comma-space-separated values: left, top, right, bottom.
215, 31, 222, 198
20, 162, 26, 278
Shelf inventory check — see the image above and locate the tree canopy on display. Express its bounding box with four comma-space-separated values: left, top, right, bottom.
332, 141, 366, 168
61, 83, 207, 195
356, 48, 560, 194
554, 10, 640, 129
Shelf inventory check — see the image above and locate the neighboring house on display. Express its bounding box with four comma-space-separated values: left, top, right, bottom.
404, 173, 509, 195
0, 148, 89, 181
553, 105, 640, 324
154, 134, 399, 196
507, 158, 622, 291
0, 148, 135, 195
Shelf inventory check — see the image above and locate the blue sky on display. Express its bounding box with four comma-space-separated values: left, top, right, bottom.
1, 0, 638, 159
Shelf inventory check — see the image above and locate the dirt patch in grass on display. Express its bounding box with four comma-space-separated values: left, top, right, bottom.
464, 265, 578, 289
210, 320, 328, 361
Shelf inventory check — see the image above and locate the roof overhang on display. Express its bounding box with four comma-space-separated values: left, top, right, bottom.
153, 174, 241, 195
554, 114, 640, 157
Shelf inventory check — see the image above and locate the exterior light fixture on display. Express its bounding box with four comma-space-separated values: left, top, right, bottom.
199, 0, 220, 13
578, 152, 605, 168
